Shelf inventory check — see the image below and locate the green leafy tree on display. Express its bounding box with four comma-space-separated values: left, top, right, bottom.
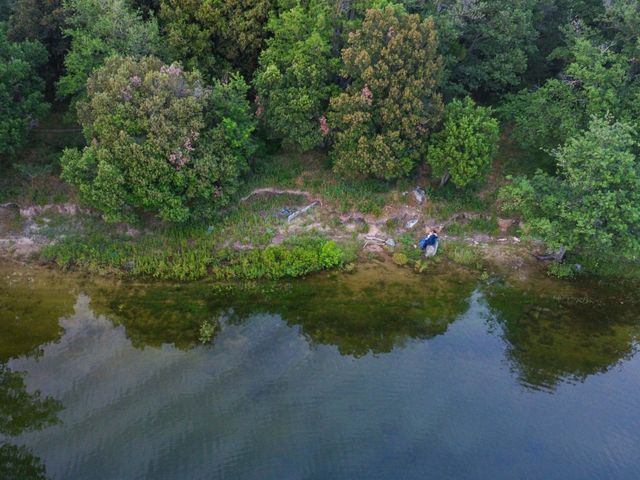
7, 0, 68, 84
57, 0, 162, 103
428, 97, 499, 188
0, 22, 48, 156
328, 6, 443, 179
504, 33, 640, 152
602, 0, 640, 59
526, 0, 605, 83
61, 56, 256, 223
500, 116, 640, 262
131, 0, 159, 17
254, 1, 337, 150
501, 79, 584, 152
431, 0, 538, 97
159, 0, 274, 79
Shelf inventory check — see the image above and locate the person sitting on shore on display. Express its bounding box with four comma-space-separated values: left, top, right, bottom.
419, 230, 439, 257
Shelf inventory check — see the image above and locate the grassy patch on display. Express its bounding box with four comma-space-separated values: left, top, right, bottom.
442, 241, 483, 269
245, 150, 392, 215
40, 192, 359, 281
445, 216, 500, 236
424, 184, 492, 220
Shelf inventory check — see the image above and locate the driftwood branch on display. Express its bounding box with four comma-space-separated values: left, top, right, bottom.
287, 201, 319, 222
241, 188, 318, 203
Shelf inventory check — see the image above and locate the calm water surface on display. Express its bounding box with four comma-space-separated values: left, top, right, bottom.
1, 263, 639, 479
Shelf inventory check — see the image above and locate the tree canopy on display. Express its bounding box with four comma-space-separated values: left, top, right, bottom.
0, 22, 48, 156
159, 0, 274, 79
428, 97, 499, 188
254, 1, 337, 151
328, 5, 443, 180
61, 56, 256, 223
500, 116, 640, 261
56, 0, 162, 103
7, 0, 68, 83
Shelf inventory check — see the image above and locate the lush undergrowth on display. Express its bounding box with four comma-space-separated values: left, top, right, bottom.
42, 228, 356, 281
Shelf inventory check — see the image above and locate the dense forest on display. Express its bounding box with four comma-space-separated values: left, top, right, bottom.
1, 0, 639, 278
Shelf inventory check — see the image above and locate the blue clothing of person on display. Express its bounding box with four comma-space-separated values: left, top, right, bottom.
419, 233, 438, 250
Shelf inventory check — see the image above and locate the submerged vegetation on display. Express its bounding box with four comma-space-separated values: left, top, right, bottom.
1, 0, 639, 279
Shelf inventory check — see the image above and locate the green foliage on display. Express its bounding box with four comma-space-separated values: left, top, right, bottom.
504, 24, 640, 152
501, 79, 584, 152
328, 6, 443, 179
0, 22, 49, 156
61, 56, 256, 223
432, 0, 538, 96
0, 1, 14, 20
198, 319, 216, 344
7, 0, 68, 82
428, 97, 499, 188
443, 240, 481, 268
224, 237, 346, 280
445, 215, 499, 236
500, 116, 640, 262
392, 252, 409, 266
57, 0, 162, 103
159, 0, 274, 78
602, 0, 640, 60
254, 1, 337, 150
547, 261, 575, 278
527, 0, 605, 83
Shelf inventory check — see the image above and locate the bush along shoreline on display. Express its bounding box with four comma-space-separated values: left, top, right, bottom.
41, 233, 353, 281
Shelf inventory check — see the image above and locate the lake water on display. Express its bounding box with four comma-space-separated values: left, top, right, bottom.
1, 263, 639, 479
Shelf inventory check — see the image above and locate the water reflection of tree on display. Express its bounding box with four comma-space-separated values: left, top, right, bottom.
0, 365, 62, 480
0, 271, 72, 480
86, 268, 476, 356
0, 272, 75, 362
227, 271, 476, 357
0, 443, 47, 480
0, 365, 62, 436
484, 285, 640, 391
87, 283, 215, 349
